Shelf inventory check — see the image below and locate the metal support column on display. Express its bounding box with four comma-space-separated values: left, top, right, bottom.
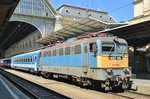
133, 46, 137, 74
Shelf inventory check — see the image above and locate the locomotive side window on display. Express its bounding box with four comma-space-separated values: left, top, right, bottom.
48, 50, 51, 56
59, 48, 63, 56
102, 43, 115, 52
65, 47, 70, 55
53, 50, 56, 56
56, 49, 59, 56
44, 51, 46, 57
46, 51, 48, 56
75, 45, 81, 54
117, 44, 127, 54
51, 50, 53, 56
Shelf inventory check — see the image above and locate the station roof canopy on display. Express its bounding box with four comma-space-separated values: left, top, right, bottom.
37, 17, 126, 44
0, 0, 20, 32
100, 19, 150, 47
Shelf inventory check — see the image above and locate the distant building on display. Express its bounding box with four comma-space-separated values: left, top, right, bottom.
5, 30, 43, 57
130, 0, 150, 23
4, 0, 56, 57
54, 4, 116, 31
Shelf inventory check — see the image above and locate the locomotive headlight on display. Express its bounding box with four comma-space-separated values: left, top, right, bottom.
106, 69, 113, 75
123, 68, 130, 74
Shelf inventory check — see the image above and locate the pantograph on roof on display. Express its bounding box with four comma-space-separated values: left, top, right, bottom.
37, 17, 127, 44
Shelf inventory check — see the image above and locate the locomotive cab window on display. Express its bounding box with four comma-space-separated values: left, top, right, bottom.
90, 43, 97, 52
102, 43, 115, 52
117, 44, 128, 54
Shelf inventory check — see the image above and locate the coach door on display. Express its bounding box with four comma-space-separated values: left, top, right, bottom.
83, 44, 89, 66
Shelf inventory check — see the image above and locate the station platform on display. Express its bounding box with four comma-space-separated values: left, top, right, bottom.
132, 77, 150, 95
0, 74, 28, 99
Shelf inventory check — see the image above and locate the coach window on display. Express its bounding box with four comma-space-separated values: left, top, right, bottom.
59, 48, 63, 56
75, 45, 81, 54
53, 50, 56, 56
34, 57, 37, 62
32, 57, 34, 62
28, 58, 30, 62
28, 58, 29, 62
30, 57, 32, 62
65, 47, 70, 55
27, 58, 29, 62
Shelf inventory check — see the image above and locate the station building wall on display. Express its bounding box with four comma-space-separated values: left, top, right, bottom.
5, 30, 43, 57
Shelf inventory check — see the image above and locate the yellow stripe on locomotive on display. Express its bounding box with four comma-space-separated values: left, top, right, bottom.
97, 55, 128, 68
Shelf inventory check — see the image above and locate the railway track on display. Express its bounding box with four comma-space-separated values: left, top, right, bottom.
109, 90, 150, 99
2, 68, 150, 99
0, 68, 70, 99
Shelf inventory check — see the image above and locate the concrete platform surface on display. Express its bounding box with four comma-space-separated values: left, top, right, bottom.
132, 79, 150, 95
0, 74, 29, 99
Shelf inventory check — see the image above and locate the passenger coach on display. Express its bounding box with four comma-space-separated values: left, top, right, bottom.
11, 50, 41, 73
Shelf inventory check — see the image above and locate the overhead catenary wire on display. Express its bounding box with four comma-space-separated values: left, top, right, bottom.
108, 2, 133, 13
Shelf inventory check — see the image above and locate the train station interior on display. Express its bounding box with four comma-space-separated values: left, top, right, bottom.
0, 0, 150, 80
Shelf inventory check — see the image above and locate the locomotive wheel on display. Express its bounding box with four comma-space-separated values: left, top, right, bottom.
43, 72, 50, 79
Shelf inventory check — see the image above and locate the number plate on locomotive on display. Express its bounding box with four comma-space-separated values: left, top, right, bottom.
109, 56, 122, 60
